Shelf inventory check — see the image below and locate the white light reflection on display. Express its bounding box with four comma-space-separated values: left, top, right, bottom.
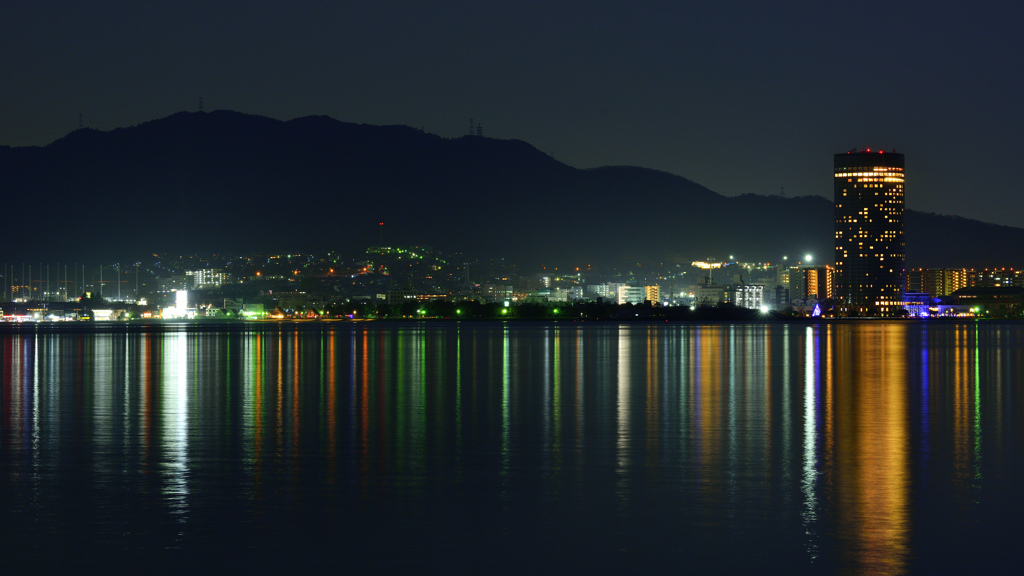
123, 335, 133, 473
8, 335, 25, 454
94, 335, 114, 472
162, 331, 190, 531
782, 326, 791, 482
32, 334, 41, 499
616, 325, 631, 498
801, 326, 819, 560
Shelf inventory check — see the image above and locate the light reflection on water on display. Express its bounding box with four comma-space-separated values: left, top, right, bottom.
802, 326, 819, 560
2, 321, 1023, 573
162, 332, 189, 529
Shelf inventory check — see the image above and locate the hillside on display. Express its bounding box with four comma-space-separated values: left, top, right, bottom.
1, 110, 1020, 269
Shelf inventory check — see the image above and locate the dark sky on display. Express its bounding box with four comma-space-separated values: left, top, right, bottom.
3, 1, 1022, 227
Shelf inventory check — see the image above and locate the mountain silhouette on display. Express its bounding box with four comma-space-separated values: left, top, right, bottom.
1, 110, 1021, 270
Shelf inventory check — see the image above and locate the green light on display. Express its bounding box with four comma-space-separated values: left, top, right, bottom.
501, 309, 508, 315
553, 308, 559, 314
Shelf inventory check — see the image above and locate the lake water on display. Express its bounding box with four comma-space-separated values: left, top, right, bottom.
1, 321, 1022, 574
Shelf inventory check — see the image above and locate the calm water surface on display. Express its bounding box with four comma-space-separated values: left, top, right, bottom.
1, 321, 1022, 574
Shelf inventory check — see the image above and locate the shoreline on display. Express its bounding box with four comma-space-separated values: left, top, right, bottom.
1, 316, 1017, 334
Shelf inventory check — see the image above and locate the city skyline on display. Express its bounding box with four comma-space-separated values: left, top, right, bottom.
3, 243, 1022, 321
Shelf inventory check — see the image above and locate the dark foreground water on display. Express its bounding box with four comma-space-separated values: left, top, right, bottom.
1, 320, 1022, 574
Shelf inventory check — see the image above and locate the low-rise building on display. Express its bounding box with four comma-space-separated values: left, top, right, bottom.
729, 284, 765, 310
951, 287, 1024, 315
695, 284, 727, 306
480, 284, 514, 303
617, 285, 646, 305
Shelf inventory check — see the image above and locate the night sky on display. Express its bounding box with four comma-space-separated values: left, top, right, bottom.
3, 1, 1022, 227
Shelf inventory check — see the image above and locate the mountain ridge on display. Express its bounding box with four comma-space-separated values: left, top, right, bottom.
1, 110, 1020, 270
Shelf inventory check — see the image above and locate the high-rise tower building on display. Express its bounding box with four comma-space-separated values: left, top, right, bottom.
834, 150, 905, 315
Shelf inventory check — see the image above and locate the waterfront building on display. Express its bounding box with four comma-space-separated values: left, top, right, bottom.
952, 286, 1024, 315
588, 283, 626, 300
834, 149, 905, 315
729, 284, 765, 310
968, 268, 1019, 288
526, 288, 568, 303
644, 285, 660, 304
387, 289, 418, 305
772, 285, 790, 309
907, 268, 1018, 299
480, 284, 514, 303
617, 285, 646, 305
776, 265, 790, 291
695, 283, 727, 306
241, 303, 266, 319
788, 265, 834, 301
906, 268, 968, 297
